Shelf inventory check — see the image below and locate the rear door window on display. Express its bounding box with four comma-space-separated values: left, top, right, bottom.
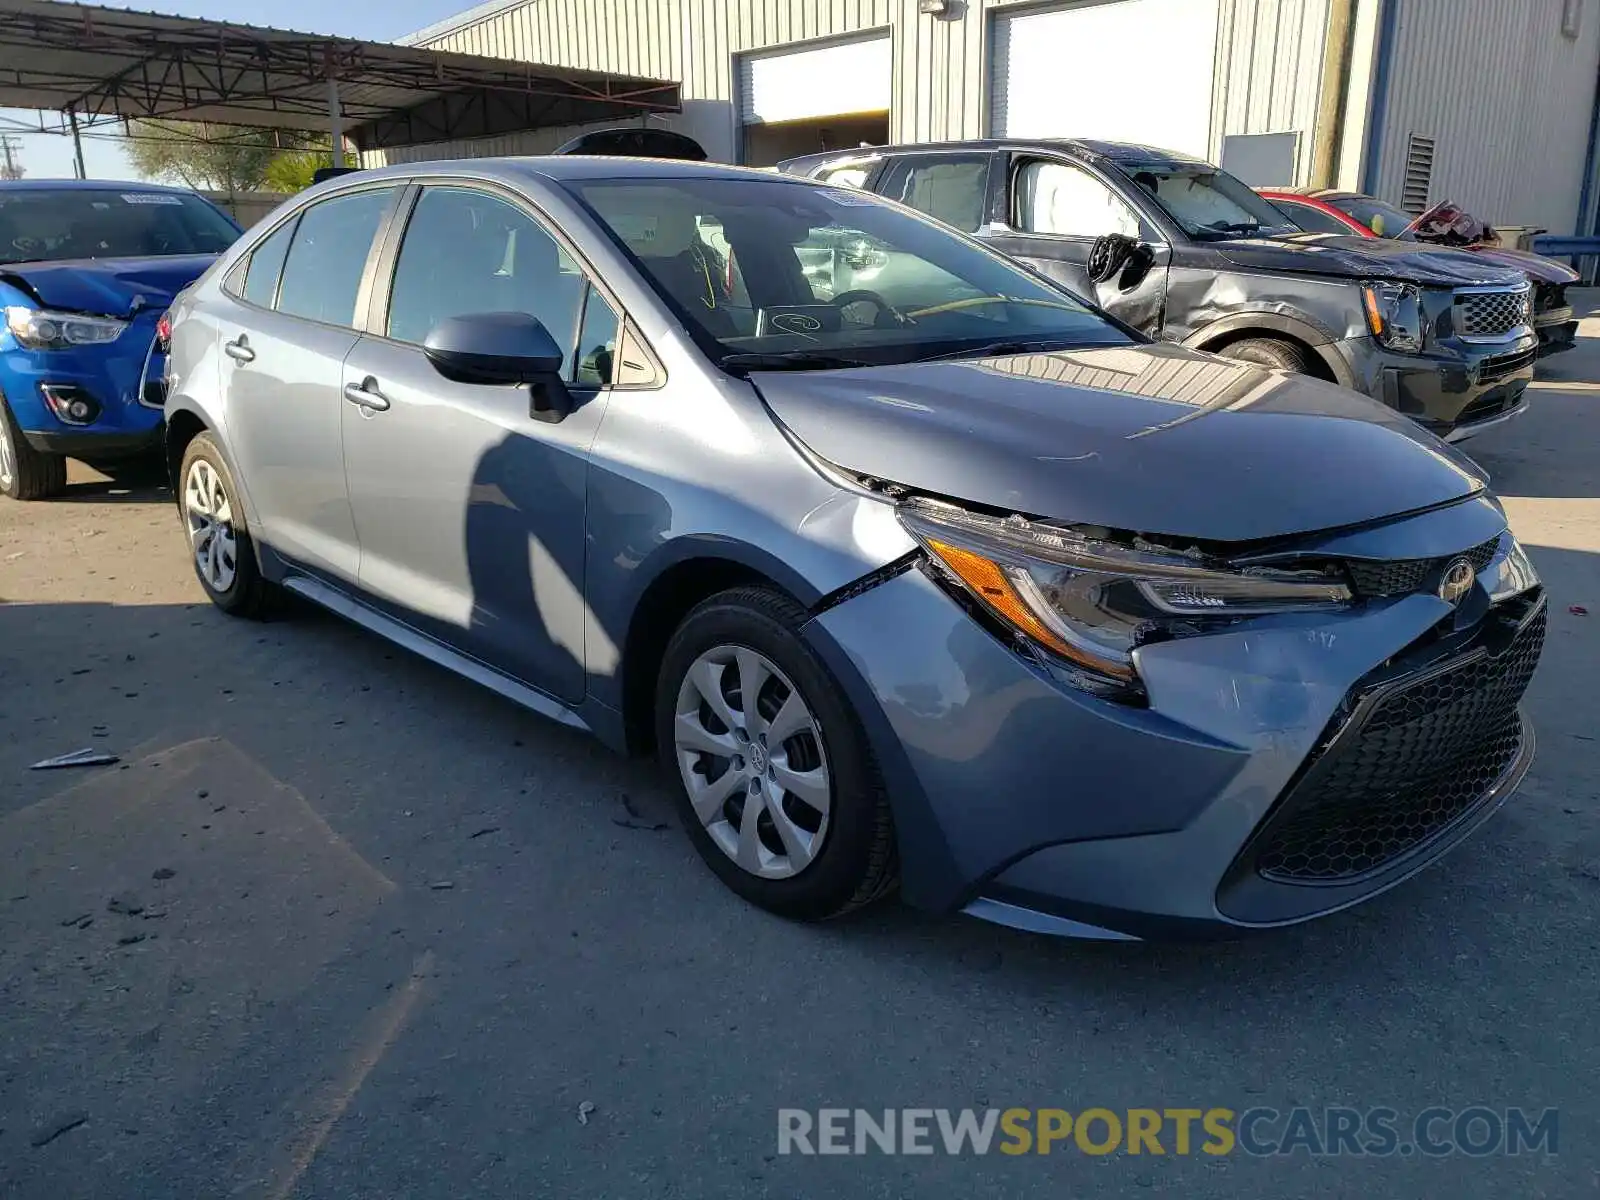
877, 154, 992, 233
275, 188, 395, 327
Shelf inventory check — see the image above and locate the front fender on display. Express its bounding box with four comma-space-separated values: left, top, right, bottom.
1183, 310, 1357, 388
582, 369, 918, 714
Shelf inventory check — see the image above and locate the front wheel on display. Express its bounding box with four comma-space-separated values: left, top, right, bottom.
1215, 336, 1311, 374
0, 395, 67, 500
178, 432, 277, 618
656, 587, 898, 920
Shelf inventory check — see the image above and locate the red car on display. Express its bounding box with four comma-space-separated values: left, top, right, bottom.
1259, 188, 1579, 357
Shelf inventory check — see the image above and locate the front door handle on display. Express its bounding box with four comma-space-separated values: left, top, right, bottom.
224, 336, 254, 364
343, 377, 390, 412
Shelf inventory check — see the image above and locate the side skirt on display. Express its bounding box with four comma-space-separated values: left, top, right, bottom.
280, 573, 591, 734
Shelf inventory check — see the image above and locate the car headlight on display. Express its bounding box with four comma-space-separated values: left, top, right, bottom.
898, 502, 1352, 699
4, 305, 128, 350
1361, 282, 1423, 352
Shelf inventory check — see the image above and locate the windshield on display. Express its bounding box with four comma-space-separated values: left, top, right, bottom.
0, 189, 241, 265
1326, 195, 1417, 240
568, 176, 1130, 368
1121, 163, 1298, 240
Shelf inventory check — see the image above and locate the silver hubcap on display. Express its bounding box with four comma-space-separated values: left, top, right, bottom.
0, 422, 14, 491
184, 458, 237, 592
674, 645, 831, 880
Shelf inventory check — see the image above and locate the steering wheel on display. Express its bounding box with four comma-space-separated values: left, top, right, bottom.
831, 288, 907, 328
10, 235, 42, 256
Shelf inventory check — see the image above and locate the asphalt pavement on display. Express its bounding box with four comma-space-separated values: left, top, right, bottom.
1, 304, 1598, 1199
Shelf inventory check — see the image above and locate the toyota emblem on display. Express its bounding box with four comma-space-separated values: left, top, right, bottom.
1438, 557, 1476, 605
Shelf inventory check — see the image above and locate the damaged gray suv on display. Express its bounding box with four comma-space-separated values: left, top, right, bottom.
163, 158, 1545, 939
782, 139, 1537, 442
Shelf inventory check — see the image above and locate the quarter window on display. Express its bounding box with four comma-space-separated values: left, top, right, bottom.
878, 154, 991, 233
573, 287, 621, 386
240, 218, 296, 309
1016, 160, 1141, 239
275, 189, 394, 327
385, 186, 586, 373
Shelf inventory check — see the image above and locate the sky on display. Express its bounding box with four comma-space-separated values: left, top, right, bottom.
0, 0, 477, 181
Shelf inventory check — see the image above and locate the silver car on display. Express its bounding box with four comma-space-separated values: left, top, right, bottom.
160, 158, 1545, 939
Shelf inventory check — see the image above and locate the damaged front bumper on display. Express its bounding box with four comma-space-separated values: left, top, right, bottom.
801, 494, 1543, 939
1338, 330, 1536, 442
1534, 307, 1579, 357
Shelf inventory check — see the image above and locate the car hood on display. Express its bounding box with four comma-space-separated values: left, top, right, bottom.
754, 343, 1488, 543
0, 254, 216, 317
1213, 233, 1526, 287
1441, 244, 1579, 286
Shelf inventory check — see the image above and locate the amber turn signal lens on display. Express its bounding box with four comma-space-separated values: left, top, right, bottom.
924, 537, 1076, 658
1361, 286, 1385, 338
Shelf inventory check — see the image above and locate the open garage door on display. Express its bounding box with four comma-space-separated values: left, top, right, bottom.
738, 34, 891, 166
990, 0, 1219, 158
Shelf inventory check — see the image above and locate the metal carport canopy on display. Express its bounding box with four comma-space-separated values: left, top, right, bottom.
0, 0, 681, 152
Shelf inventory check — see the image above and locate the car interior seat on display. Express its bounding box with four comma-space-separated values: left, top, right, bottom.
596, 188, 743, 337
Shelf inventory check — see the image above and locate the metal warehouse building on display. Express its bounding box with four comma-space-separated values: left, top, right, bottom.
375, 0, 1600, 237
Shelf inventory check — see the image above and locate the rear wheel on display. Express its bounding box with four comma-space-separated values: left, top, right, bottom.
656, 586, 898, 920
179, 432, 277, 618
0, 395, 67, 501
1215, 336, 1312, 374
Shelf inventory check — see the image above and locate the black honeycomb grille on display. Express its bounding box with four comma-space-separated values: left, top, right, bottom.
1455, 288, 1532, 338
1254, 602, 1545, 883
1343, 536, 1500, 599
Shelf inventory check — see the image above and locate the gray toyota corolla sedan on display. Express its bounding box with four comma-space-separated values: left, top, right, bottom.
159, 158, 1545, 939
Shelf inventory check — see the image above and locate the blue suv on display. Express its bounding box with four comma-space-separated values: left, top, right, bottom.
0, 180, 240, 500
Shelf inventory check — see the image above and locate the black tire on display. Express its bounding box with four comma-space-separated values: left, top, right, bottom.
0, 394, 67, 501
656, 586, 898, 920
1216, 336, 1312, 374
177, 432, 278, 618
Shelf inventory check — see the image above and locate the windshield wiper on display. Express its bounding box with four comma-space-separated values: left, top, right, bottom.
719, 350, 873, 374
912, 338, 1112, 363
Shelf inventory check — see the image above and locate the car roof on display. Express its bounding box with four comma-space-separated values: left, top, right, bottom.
329, 156, 798, 188
778, 137, 1210, 173
0, 178, 196, 193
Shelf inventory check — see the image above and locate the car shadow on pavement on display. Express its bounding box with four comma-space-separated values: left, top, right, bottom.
51, 456, 171, 505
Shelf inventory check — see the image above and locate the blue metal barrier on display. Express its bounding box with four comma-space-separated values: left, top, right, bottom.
1530, 235, 1600, 257
1529, 237, 1600, 285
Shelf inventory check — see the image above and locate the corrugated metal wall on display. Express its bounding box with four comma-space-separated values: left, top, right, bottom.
373, 0, 1336, 180
1212, 0, 1330, 179
1376, 0, 1600, 232
383, 0, 907, 164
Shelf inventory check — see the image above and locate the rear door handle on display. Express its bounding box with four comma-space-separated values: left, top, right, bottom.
343, 377, 390, 412
224, 336, 254, 364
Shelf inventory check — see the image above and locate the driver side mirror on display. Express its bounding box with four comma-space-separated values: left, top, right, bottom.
1087, 233, 1155, 288
423, 312, 573, 423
